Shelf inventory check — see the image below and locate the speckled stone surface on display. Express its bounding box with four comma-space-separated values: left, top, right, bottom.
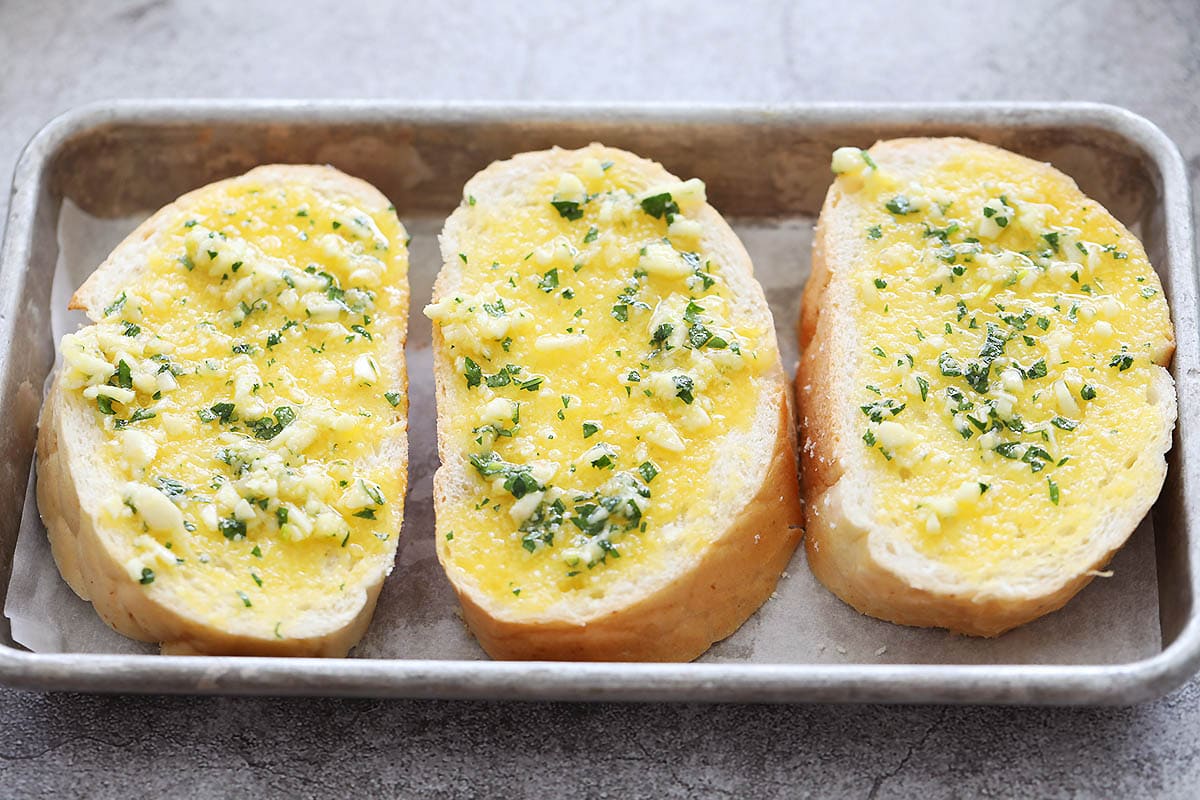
2, 0, 1199, 797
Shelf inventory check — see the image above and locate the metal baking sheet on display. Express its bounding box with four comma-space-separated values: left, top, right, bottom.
0, 102, 1196, 704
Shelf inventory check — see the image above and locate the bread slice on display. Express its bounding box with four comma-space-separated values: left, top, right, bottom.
799, 137, 1176, 636
37, 165, 409, 656
426, 144, 802, 661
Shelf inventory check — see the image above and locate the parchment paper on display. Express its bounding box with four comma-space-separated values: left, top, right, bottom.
3, 202, 1162, 665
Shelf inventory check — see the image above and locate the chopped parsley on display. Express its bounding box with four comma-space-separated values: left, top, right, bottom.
938, 353, 963, 377
469, 452, 543, 500
1018, 359, 1048, 380
651, 323, 674, 347
219, 517, 247, 541
103, 292, 127, 317
551, 200, 584, 221
463, 356, 482, 389
640, 192, 679, 222
156, 477, 188, 498
1110, 352, 1134, 371
198, 402, 236, 424
860, 398, 905, 423
247, 406, 296, 440
672, 374, 695, 404
114, 407, 156, 430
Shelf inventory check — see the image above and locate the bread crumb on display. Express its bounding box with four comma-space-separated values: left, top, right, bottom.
874, 645, 887, 656
781, 571, 790, 579
1086, 569, 1114, 578
835, 645, 847, 655
818, 644, 827, 653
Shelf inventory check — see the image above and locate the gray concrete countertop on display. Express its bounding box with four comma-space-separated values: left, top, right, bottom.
2, 1, 1199, 796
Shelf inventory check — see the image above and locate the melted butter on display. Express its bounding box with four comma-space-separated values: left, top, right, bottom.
429, 154, 772, 611
62, 177, 409, 633
840, 146, 1173, 577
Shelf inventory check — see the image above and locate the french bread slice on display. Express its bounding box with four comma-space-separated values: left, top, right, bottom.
426, 144, 802, 661
37, 165, 409, 656
799, 137, 1176, 636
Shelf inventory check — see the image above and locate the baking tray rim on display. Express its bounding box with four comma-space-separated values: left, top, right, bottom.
0, 99, 1196, 705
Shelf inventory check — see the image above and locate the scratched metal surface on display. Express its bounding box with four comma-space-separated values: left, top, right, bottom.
2, 0, 1200, 797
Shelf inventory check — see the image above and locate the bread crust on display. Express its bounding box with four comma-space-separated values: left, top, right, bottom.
431, 145, 803, 661
38, 165, 407, 656
798, 137, 1176, 637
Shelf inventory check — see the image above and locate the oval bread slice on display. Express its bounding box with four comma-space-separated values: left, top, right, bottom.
37, 165, 409, 656
799, 138, 1176, 636
426, 144, 803, 661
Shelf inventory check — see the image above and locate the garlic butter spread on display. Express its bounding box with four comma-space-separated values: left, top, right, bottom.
831, 146, 1173, 577
59, 178, 408, 636
426, 155, 772, 609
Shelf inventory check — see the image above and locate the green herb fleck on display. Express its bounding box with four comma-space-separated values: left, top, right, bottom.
464, 357, 482, 389
219, 517, 247, 541
640, 193, 679, 222
551, 200, 584, 221
103, 292, 128, 317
